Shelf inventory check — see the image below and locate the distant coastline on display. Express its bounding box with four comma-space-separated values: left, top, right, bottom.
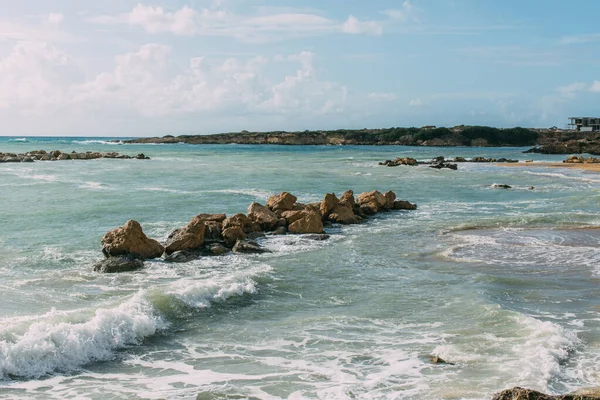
122, 126, 600, 154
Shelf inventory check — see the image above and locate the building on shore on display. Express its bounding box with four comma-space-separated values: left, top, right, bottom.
568, 117, 600, 132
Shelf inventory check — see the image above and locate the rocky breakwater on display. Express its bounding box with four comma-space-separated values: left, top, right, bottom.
563, 155, 600, 164
0, 150, 149, 163
94, 189, 417, 272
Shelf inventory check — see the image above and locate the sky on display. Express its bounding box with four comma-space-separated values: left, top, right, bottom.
1, 0, 599, 136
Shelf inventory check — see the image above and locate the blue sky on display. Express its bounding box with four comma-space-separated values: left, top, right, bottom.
1, 0, 599, 136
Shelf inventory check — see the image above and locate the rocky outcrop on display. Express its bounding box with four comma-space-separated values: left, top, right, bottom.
164, 215, 207, 255
247, 202, 279, 231
93, 256, 144, 273
491, 387, 600, 400
98, 189, 417, 269
288, 209, 324, 234
101, 220, 164, 259
0, 150, 150, 163
379, 155, 518, 168
267, 192, 297, 216
356, 190, 388, 215
380, 157, 418, 166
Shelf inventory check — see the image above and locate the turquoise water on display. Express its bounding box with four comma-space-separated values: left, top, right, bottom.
0, 137, 599, 399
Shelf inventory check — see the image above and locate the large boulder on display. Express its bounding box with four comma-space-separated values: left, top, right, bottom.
266, 192, 297, 216
93, 256, 144, 273
101, 220, 164, 259
328, 203, 359, 224
384, 190, 396, 210
356, 190, 387, 215
339, 190, 356, 208
320, 193, 339, 219
164, 215, 207, 255
221, 226, 247, 248
288, 210, 324, 234
491, 387, 600, 400
247, 202, 279, 231
222, 213, 261, 234
204, 221, 223, 242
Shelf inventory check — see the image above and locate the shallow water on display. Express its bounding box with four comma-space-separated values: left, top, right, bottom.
0, 137, 599, 399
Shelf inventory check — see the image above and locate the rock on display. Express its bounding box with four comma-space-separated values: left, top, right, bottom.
222, 226, 247, 248
93, 256, 144, 273
320, 193, 339, 219
164, 250, 202, 263
288, 210, 324, 234
57, 153, 71, 160
136, 153, 149, 160
222, 213, 261, 234
393, 200, 417, 210
564, 155, 584, 163
339, 190, 356, 208
428, 355, 454, 365
204, 221, 223, 242
491, 184, 512, 189
21, 157, 34, 163
384, 190, 396, 210
247, 231, 266, 240
208, 243, 230, 256
266, 192, 297, 215
328, 202, 359, 224
304, 234, 330, 241
196, 213, 227, 222
164, 215, 207, 255
232, 239, 271, 254
281, 210, 306, 225
491, 387, 600, 400
272, 226, 288, 235
571, 388, 600, 397
430, 163, 458, 170
101, 220, 164, 260
380, 157, 419, 167
356, 190, 387, 215
247, 202, 279, 231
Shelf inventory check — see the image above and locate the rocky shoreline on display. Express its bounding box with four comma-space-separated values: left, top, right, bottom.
492, 387, 600, 399
379, 155, 520, 170
95, 189, 417, 273
0, 150, 149, 163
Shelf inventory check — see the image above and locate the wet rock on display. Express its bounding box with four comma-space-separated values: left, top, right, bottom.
356, 190, 387, 215
101, 220, 164, 260
222, 226, 247, 248
247, 231, 266, 240
380, 157, 419, 166
93, 256, 144, 273
393, 200, 417, 210
272, 226, 288, 235
491, 184, 512, 189
164, 250, 202, 263
207, 243, 230, 256
429, 163, 458, 170
428, 355, 454, 365
204, 221, 223, 243
288, 209, 324, 234
136, 153, 149, 160
223, 213, 261, 234
247, 202, 279, 231
383, 190, 396, 210
491, 387, 600, 400
232, 239, 271, 254
164, 215, 207, 255
266, 192, 297, 216
304, 234, 330, 241
320, 193, 339, 219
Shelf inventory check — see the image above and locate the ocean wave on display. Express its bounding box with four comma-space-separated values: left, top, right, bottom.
0, 292, 166, 380
8, 138, 28, 142
72, 140, 123, 145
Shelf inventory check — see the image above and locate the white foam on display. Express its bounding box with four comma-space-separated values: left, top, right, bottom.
0, 292, 166, 379
72, 140, 122, 145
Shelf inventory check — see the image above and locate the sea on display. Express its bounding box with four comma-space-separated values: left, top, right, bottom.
0, 136, 599, 400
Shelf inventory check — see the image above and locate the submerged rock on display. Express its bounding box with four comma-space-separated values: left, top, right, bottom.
101, 220, 164, 260
93, 256, 144, 273
232, 239, 271, 254
163, 249, 202, 263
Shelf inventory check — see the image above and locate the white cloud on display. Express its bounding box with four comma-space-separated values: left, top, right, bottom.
0, 41, 79, 111
368, 92, 397, 101
385, 1, 419, 23
342, 16, 383, 35
90, 4, 383, 40
409, 98, 424, 106
47, 13, 65, 25
590, 81, 600, 92
0, 19, 74, 43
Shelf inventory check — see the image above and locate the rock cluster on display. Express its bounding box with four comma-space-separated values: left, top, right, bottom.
379, 155, 518, 170
492, 387, 600, 400
95, 189, 417, 272
0, 150, 149, 163
564, 155, 600, 164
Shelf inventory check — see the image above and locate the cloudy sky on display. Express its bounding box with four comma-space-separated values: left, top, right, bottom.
1, 0, 599, 136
